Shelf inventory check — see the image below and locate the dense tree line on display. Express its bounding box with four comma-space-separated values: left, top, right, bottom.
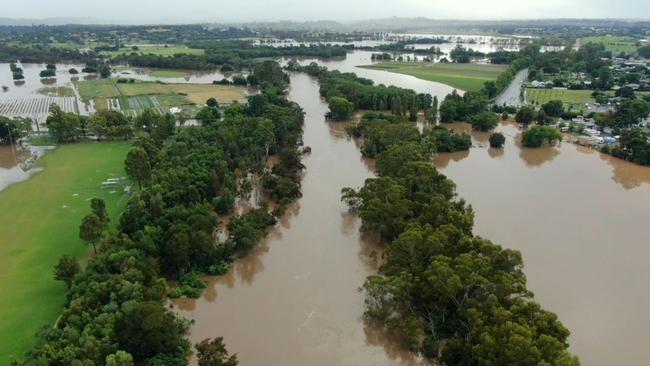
0, 44, 97, 63
449, 45, 486, 63
348, 112, 471, 157
288, 61, 433, 121
114, 41, 348, 71
18, 61, 302, 366
340, 101, 578, 366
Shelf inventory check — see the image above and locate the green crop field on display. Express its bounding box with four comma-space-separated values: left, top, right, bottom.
0, 141, 131, 364
582, 36, 639, 54
114, 95, 167, 117
76, 78, 121, 99
78, 78, 247, 115
360, 62, 507, 91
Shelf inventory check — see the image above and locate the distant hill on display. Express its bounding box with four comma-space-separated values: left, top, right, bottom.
0, 16, 648, 32
0, 17, 103, 26
219, 17, 650, 33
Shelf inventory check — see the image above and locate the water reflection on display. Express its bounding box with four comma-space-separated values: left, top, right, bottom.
432, 150, 470, 169
599, 150, 650, 189
516, 140, 561, 168
487, 147, 504, 158
363, 321, 428, 366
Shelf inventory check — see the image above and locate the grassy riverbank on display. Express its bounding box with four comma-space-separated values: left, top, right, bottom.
0, 141, 131, 364
360, 62, 507, 91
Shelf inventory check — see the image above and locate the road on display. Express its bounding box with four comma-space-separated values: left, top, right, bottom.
494, 68, 528, 107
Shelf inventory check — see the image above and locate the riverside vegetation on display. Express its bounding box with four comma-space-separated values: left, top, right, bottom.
288, 64, 580, 364
15, 61, 305, 365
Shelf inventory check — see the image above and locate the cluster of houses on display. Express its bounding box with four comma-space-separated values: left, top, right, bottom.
558, 114, 650, 147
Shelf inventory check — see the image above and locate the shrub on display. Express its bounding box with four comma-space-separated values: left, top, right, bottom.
489, 132, 506, 148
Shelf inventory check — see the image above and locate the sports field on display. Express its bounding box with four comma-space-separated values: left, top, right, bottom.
360, 62, 507, 91
525, 88, 595, 106
0, 141, 131, 364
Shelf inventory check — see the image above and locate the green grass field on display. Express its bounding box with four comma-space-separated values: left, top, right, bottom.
525, 88, 650, 111
0, 141, 131, 364
526, 88, 595, 105
582, 36, 639, 54
149, 69, 191, 78
100, 46, 204, 57
360, 62, 507, 91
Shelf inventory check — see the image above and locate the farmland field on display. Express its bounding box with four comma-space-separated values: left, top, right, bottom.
76, 78, 121, 99
0, 141, 131, 365
360, 61, 507, 91
37, 86, 76, 97
79, 78, 247, 115
0, 96, 77, 125
581, 36, 639, 54
109, 95, 167, 117
100, 45, 205, 57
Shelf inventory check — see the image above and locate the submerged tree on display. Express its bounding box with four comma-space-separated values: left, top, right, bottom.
196, 337, 239, 366
489, 132, 506, 148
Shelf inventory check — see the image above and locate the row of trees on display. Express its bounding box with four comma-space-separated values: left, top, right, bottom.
20, 61, 303, 366
113, 42, 348, 72
288, 61, 434, 122
338, 75, 578, 364
46, 106, 135, 143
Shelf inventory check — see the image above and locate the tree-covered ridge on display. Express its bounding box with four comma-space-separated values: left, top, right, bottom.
18, 61, 303, 366
337, 75, 578, 365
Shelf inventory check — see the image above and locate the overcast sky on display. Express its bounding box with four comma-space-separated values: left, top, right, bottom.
4, 0, 650, 23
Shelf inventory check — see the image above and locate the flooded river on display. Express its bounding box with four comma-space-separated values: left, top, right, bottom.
175, 53, 650, 366
174, 73, 423, 365
435, 122, 650, 366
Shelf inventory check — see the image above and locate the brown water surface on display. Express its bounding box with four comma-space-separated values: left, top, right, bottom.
434, 122, 650, 366
175, 56, 650, 366
173, 73, 426, 366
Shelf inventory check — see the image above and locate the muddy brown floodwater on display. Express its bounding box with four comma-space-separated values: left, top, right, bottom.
174, 58, 650, 366
434, 121, 650, 366
0, 144, 45, 192
173, 73, 426, 366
